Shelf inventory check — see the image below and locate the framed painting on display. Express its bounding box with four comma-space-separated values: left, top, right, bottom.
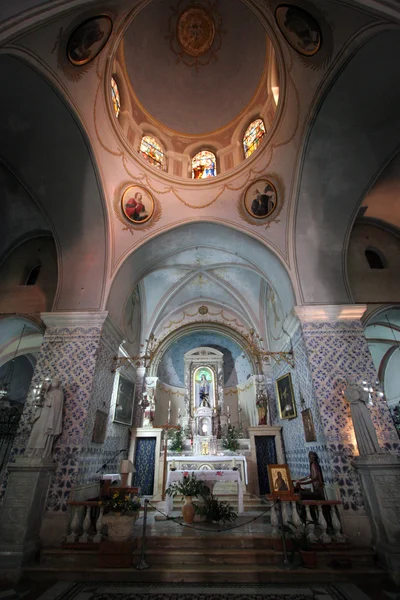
67, 15, 112, 66
268, 463, 294, 497
92, 410, 108, 443
244, 179, 277, 220
275, 5, 321, 57
276, 373, 297, 420
121, 185, 154, 225
113, 375, 135, 426
302, 408, 317, 442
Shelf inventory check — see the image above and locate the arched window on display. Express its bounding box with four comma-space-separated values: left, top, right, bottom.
365, 248, 386, 269
111, 77, 121, 118
140, 135, 165, 170
25, 264, 41, 286
191, 150, 217, 179
243, 118, 266, 159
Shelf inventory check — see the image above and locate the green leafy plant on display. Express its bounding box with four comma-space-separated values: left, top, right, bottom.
196, 494, 237, 524
284, 519, 315, 551
165, 472, 211, 499
222, 424, 240, 452
168, 427, 185, 452
101, 491, 141, 515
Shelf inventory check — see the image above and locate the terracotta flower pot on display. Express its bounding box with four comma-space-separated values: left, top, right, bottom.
103, 512, 139, 542
299, 549, 317, 568
182, 496, 196, 524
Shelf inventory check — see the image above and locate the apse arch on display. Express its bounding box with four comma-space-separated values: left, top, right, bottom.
294, 28, 400, 305
0, 52, 108, 311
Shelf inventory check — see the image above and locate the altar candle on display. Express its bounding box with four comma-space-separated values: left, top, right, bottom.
232, 458, 236, 469
171, 459, 176, 469
227, 405, 230, 415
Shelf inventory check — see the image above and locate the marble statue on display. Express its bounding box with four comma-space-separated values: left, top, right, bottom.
26, 378, 64, 458
344, 377, 382, 455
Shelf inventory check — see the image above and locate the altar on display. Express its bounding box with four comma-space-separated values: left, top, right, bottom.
166, 469, 244, 514
167, 455, 248, 486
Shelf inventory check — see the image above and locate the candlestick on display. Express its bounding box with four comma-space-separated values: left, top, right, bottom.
227, 405, 230, 415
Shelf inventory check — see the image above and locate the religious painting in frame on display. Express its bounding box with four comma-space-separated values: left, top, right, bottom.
113, 375, 135, 426
268, 463, 294, 497
302, 408, 317, 442
275, 5, 321, 57
67, 16, 112, 66
92, 410, 108, 443
244, 179, 277, 220
276, 372, 297, 420
121, 185, 154, 225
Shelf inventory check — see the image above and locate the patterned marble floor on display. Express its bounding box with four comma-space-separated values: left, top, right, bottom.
34, 582, 371, 600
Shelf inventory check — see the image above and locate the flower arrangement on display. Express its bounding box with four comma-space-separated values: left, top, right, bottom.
102, 491, 141, 515
256, 393, 268, 408
168, 427, 185, 452
165, 472, 211, 499
222, 425, 240, 452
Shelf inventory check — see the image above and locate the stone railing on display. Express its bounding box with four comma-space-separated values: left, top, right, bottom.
267, 496, 346, 544
65, 500, 104, 544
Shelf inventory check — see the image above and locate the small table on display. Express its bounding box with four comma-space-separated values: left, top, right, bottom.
166, 469, 244, 514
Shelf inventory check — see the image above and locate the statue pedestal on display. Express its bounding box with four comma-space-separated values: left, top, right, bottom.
353, 453, 400, 584
0, 456, 56, 579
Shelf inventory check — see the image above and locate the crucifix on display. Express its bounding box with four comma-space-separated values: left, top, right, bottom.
153, 423, 181, 501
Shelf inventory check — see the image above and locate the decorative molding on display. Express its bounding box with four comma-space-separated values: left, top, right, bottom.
41, 311, 109, 329
294, 305, 367, 322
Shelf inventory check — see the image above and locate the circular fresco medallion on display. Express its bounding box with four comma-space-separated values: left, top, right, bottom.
177, 7, 215, 57
275, 5, 321, 57
121, 185, 154, 225
244, 179, 277, 220
67, 15, 112, 66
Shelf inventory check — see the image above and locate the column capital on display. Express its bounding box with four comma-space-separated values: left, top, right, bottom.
41, 311, 109, 329
294, 304, 367, 322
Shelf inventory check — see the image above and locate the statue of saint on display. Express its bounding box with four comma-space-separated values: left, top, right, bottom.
344, 377, 382, 456
26, 378, 64, 458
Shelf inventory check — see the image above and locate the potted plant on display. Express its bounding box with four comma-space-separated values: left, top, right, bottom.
165, 472, 211, 524
196, 494, 237, 524
285, 520, 317, 568
101, 491, 141, 542
222, 425, 240, 452
168, 427, 185, 453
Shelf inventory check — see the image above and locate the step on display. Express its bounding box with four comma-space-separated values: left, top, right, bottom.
24, 562, 386, 585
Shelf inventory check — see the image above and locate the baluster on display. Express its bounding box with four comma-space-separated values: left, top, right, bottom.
317, 505, 331, 544
291, 500, 302, 535
270, 501, 279, 538
281, 500, 289, 528
93, 506, 104, 543
305, 505, 318, 543
66, 507, 80, 543
331, 505, 346, 543
78, 506, 91, 543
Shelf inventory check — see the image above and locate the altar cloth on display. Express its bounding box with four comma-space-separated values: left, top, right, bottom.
166, 469, 244, 514
167, 455, 248, 484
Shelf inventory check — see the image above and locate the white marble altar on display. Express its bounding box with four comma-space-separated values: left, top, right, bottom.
166, 469, 244, 514
167, 455, 248, 484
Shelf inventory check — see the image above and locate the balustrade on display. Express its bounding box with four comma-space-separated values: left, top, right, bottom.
65, 501, 104, 544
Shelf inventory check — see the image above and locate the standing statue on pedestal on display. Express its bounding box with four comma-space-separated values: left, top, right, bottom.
26, 378, 64, 458
344, 377, 382, 455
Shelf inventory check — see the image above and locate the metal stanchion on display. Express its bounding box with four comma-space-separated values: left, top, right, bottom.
136, 498, 150, 570
276, 498, 294, 570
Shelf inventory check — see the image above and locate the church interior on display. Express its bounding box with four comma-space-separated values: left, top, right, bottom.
0, 0, 400, 598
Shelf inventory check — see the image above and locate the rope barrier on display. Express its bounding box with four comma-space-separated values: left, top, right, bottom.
147, 499, 277, 533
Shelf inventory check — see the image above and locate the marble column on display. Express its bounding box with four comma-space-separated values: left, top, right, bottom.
294, 305, 399, 543
0, 311, 128, 552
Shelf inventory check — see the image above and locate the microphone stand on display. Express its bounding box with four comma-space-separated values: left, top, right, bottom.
96, 449, 126, 495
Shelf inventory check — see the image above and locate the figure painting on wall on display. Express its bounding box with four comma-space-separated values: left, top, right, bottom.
244, 179, 277, 219
92, 410, 108, 443
276, 373, 297, 419
26, 378, 65, 458
67, 16, 112, 66
193, 367, 214, 411
275, 5, 321, 57
302, 408, 316, 442
122, 185, 154, 224
113, 375, 135, 426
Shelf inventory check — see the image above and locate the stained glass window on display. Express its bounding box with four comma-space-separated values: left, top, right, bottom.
111, 77, 120, 118
191, 150, 217, 179
243, 118, 266, 159
140, 135, 165, 170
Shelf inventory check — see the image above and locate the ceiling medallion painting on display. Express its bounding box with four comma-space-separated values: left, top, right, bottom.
114, 182, 162, 234
237, 174, 285, 229
166, 0, 224, 71
275, 5, 321, 57
67, 15, 112, 66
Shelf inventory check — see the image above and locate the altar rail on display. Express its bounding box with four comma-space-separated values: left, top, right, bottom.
267, 496, 346, 544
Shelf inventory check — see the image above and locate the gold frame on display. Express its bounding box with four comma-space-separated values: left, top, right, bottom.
276, 372, 297, 420
243, 179, 277, 220
268, 463, 294, 497
121, 185, 155, 225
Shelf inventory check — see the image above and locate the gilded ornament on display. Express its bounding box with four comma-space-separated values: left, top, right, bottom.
198, 305, 209, 315
177, 8, 215, 57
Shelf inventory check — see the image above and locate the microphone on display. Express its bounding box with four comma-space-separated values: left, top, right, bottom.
120, 449, 127, 453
